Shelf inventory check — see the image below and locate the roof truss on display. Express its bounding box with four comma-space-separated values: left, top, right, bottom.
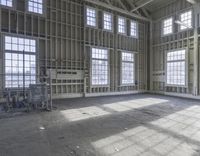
84, 0, 152, 20
84, 0, 151, 21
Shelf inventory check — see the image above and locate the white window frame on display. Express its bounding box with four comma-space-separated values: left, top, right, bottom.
179, 10, 192, 31
91, 47, 109, 86
28, 0, 44, 15
103, 12, 113, 31
130, 20, 138, 38
118, 16, 126, 35
121, 52, 135, 85
4, 35, 37, 89
86, 6, 97, 28
162, 17, 173, 36
0, 0, 12, 7
165, 49, 187, 87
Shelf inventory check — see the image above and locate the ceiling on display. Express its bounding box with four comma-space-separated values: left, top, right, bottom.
95, 0, 180, 17
140, 0, 177, 12
85, 0, 198, 21
117, 0, 178, 11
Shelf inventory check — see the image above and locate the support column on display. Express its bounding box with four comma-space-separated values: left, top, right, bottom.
193, 5, 200, 96
149, 20, 153, 91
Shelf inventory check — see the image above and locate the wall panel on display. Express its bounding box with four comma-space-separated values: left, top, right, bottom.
151, 0, 200, 96
0, 0, 148, 99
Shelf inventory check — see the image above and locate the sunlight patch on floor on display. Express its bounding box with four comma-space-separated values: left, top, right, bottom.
92, 124, 199, 156
151, 105, 200, 142
60, 98, 169, 122
92, 105, 200, 156
103, 98, 168, 112
60, 106, 110, 121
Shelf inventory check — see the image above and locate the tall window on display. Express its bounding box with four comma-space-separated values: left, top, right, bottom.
91, 48, 108, 85
0, 0, 12, 7
5, 36, 36, 88
180, 10, 192, 30
86, 7, 96, 27
121, 52, 134, 84
166, 49, 186, 86
118, 17, 126, 34
162, 17, 173, 35
28, 0, 43, 14
130, 20, 138, 38
103, 12, 112, 31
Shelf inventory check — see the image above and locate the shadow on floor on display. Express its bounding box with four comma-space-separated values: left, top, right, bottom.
1, 94, 200, 156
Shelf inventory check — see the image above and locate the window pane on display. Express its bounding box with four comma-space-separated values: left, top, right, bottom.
166, 50, 186, 86
130, 21, 138, 37
86, 7, 96, 27
0, 0, 12, 7
91, 48, 108, 85
121, 52, 135, 85
4, 36, 36, 88
118, 17, 126, 34
163, 17, 173, 35
104, 13, 112, 30
5, 36, 36, 53
92, 48, 108, 59
28, 0, 43, 14
122, 52, 134, 62
5, 53, 11, 59
180, 11, 192, 30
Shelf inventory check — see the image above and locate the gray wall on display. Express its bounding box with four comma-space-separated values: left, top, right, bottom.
150, 0, 200, 96
0, 0, 149, 99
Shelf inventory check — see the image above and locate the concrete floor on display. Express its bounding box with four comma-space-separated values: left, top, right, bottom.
0, 94, 200, 156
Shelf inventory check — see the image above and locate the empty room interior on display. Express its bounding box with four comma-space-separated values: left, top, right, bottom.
1, 0, 200, 155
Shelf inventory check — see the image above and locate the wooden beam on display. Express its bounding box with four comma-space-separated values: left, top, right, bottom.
125, 0, 142, 16
141, 8, 151, 18
104, 0, 111, 4
186, 0, 196, 4
117, 0, 128, 10
131, 0, 154, 12
84, 0, 151, 21
193, 4, 200, 95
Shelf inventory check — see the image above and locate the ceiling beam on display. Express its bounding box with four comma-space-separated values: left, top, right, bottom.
141, 8, 151, 17
117, 0, 128, 10
84, 0, 151, 21
125, 0, 142, 16
131, 0, 154, 12
186, 0, 197, 4
104, 0, 111, 4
